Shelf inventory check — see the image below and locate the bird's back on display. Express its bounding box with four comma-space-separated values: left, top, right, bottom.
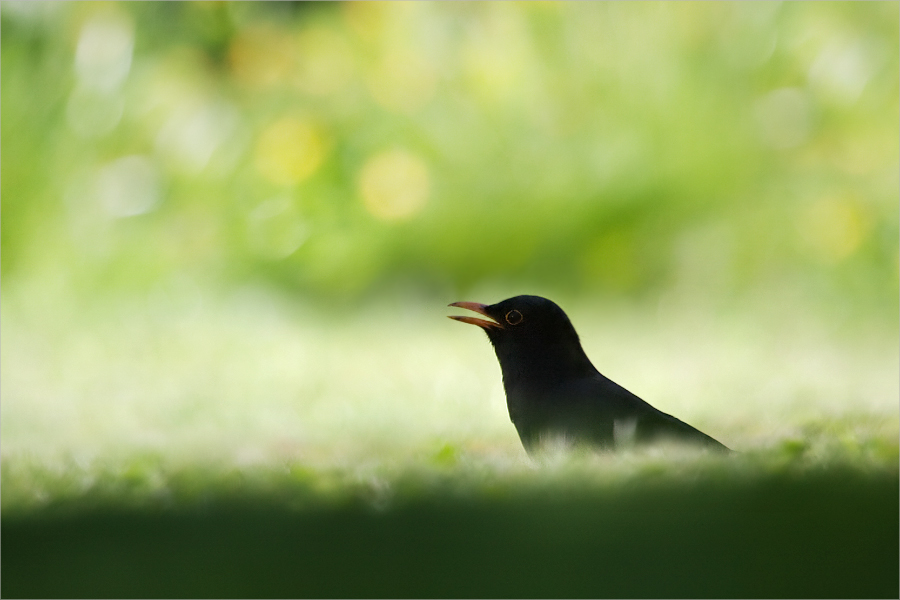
508, 370, 730, 453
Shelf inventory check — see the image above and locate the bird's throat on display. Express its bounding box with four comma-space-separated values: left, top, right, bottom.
493, 338, 596, 390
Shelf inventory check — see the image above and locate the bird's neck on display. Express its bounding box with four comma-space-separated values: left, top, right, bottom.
494, 338, 596, 391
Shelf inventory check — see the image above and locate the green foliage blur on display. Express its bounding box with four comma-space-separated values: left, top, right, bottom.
2, 1, 897, 311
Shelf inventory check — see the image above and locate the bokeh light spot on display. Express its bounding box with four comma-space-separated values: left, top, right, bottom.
359, 150, 430, 222
74, 9, 134, 93
155, 102, 241, 174
96, 156, 162, 218
254, 117, 328, 186
798, 197, 868, 263
808, 39, 879, 105
341, 1, 387, 43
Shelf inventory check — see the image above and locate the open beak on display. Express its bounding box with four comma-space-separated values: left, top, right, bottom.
447, 301, 503, 330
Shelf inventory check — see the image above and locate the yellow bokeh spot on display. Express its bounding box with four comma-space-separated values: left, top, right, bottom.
341, 1, 387, 43
255, 116, 327, 186
798, 196, 868, 263
359, 149, 430, 222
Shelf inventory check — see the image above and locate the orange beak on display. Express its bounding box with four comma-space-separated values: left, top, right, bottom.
447, 301, 503, 330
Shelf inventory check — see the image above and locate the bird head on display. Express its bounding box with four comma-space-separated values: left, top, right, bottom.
448, 295, 587, 365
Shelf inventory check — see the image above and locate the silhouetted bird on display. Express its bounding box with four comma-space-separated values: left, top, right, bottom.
449, 295, 730, 454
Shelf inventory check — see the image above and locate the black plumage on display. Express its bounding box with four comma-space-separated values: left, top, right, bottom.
449, 295, 730, 454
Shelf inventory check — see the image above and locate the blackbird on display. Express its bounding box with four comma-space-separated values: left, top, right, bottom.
449, 295, 730, 454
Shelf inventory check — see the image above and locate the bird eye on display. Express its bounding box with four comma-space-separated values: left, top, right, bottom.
505, 310, 523, 325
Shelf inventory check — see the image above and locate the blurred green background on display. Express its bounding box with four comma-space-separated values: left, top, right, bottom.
2, 2, 898, 597
3, 1, 897, 304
